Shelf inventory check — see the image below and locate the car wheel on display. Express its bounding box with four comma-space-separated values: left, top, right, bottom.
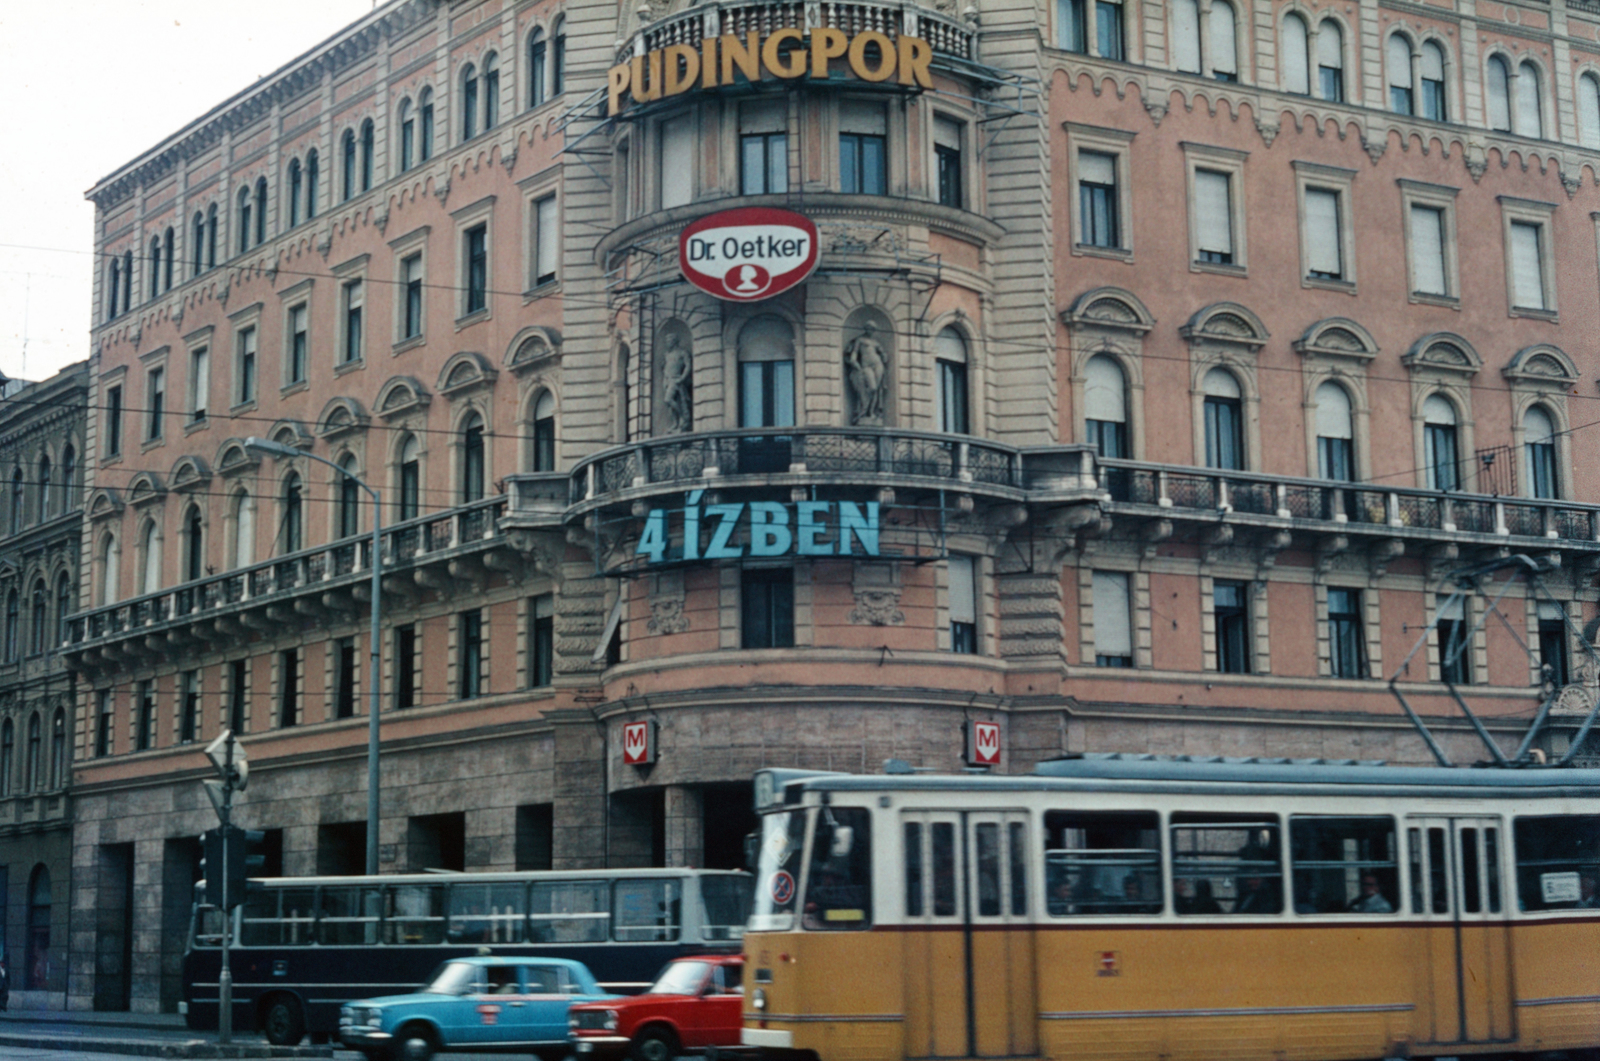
361, 1050, 395, 1061
631, 1025, 679, 1061
397, 1027, 438, 1061
261, 995, 305, 1046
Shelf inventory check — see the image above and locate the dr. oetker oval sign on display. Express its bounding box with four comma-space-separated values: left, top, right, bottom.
679, 207, 819, 302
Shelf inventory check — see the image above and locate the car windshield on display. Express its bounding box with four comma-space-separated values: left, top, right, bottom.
422, 961, 479, 995
647, 960, 711, 995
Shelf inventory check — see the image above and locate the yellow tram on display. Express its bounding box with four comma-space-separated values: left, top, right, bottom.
738, 756, 1600, 1061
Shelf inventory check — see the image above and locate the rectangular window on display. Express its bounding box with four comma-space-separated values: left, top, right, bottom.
459, 609, 483, 700
237, 327, 257, 404
106, 385, 123, 457
740, 134, 789, 196
938, 359, 969, 435
660, 121, 695, 208
840, 134, 887, 195
533, 195, 559, 287
1044, 810, 1161, 915
934, 118, 963, 209
189, 348, 209, 422
395, 624, 417, 709
1410, 204, 1448, 295
180, 669, 199, 744
1538, 601, 1570, 688
96, 689, 113, 757
1291, 816, 1399, 915
288, 303, 308, 384
1093, 571, 1133, 667
1328, 587, 1364, 679
741, 568, 794, 649
1214, 580, 1250, 674
402, 255, 423, 339
1436, 594, 1470, 684
279, 648, 299, 728
342, 280, 363, 363
335, 636, 357, 719
1172, 814, 1281, 915
1078, 151, 1120, 248
464, 225, 488, 314
1509, 220, 1545, 310
1194, 169, 1234, 263
1057, 0, 1086, 51
229, 658, 247, 734
1513, 816, 1600, 913
948, 555, 977, 654
136, 679, 154, 752
1096, 0, 1124, 61
146, 368, 165, 440
1304, 187, 1343, 280
529, 594, 554, 688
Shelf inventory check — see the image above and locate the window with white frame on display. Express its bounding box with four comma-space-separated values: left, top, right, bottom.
839, 101, 888, 195
189, 346, 209, 422
1422, 394, 1460, 492
1420, 41, 1446, 120
1078, 151, 1120, 249
1093, 571, 1132, 667
936, 327, 970, 435
1301, 184, 1346, 282
1069, 124, 1134, 256
533, 194, 559, 287
146, 367, 165, 441
463, 224, 488, 315
1515, 61, 1544, 138
1213, 580, 1250, 674
1327, 587, 1364, 679
287, 303, 308, 385
1191, 166, 1239, 266
1486, 56, 1512, 132
1058, 0, 1086, 52
1317, 20, 1344, 102
660, 116, 694, 209
529, 593, 554, 687
1436, 594, 1470, 684
1399, 180, 1458, 302
1387, 34, 1414, 115
236, 326, 257, 405
1202, 368, 1244, 470
1172, 0, 1201, 73
740, 100, 788, 196
1280, 13, 1310, 95
948, 555, 977, 654
934, 116, 964, 208
1084, 354, 1128, 458
1314, 381, 1354, 481
1208, 1, 1238, 82
342, 279, 365, 361
1525, 405, 1559, 500
1581, 73, 1600, 149
1501, 197, 1556, 316
401, 253, 423, 339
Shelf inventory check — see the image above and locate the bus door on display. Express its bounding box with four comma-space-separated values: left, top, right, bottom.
901, 812, 968, 1058
966, 813, 1036, 1058
1409, 817, 1514, 1046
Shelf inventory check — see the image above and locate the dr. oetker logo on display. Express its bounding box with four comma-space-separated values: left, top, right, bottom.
679, 208, 820, 302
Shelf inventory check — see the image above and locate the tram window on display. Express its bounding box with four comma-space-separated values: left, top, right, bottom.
1171, 814, 1281, 915
1043, 810, 1161, 916
1408, 828, 1425, 914
614, 879, 682, 941
976, 823, 1002, 915
1513, 815, 1600, 912
388, 884, 447, 944
319, 886, 384, 945
1009, 821, 1028, 916
1461, 828, 1482, 913
932, 821, 957, 916
1485, 827, 1502, 913
904, 822, 924, 916
240, 886, 319, 946
530, 880, 609, 942
803, 806, 872, 929
448, 883, 528, 944
1289, 816, 1398, 914
1427, 828, 1449, 914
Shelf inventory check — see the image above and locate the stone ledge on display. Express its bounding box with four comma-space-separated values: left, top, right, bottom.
0, 1032, 331, 1058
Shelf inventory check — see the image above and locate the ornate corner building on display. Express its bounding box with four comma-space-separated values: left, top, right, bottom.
63, 0, 1600, 1013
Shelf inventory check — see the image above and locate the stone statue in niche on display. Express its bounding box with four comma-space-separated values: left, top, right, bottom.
844, 322, 889, 425
660, 331, 693, 434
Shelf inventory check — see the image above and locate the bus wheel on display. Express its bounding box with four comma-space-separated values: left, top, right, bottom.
261, 995, 305, 1046
397, 1026, 438, 1061
631, 1025, 679, 1061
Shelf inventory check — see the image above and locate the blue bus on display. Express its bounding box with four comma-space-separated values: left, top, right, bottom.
181, 867, 752, 1045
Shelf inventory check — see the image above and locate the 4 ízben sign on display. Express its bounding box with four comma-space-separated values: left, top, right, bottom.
680, 208, 819, 301
637, 490, 880, 564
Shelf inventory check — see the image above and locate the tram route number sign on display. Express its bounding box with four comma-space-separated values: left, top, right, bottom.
622, 719, 657, 766
680, 208, 820, 302
770, 870, 796, 906
965, 720, 1001, 767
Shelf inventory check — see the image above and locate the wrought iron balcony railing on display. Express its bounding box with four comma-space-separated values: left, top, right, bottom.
627, 0, 975, 62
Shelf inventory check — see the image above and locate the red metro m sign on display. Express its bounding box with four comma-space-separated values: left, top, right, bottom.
679, 207, 820, 302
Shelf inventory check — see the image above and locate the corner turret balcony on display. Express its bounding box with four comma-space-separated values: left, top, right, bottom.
622, 0, 977, 65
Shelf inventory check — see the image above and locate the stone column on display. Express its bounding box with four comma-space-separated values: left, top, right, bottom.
663, 785, 703, 868
550, 708, 607, 869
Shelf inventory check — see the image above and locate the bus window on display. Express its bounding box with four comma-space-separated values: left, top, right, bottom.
387, 884, 446, 944
1043, 811, 1161, 916
449, 883, 528, 944
802, 806, 872, 930
195, 903, 225, 948
1513, 815, 1600, 912
1289, 816, 1397, 914
319, 886, 383, 945
700, 875, 753, 940
531, 880, 609, 942
1171, 814, 1281, 915
240, 887, 317, 946
614, 879, 682, 941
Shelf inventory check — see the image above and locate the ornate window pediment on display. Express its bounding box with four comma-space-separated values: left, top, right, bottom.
377, 376, 431, 420
1402, 332, 1481, 378
318, 397, 370, 440
1061, 287, 1156, 336
268, 419, 314, 450
1502, 343, 1578, 388
169, 456, 212, 493
87, 488, 124, 521
1179, 302, 1269, 351
438, 351, 499, 398
1293, 317, 1379, 363
506, 327, 563, 373
127, 472, 166, 508
216, 438, 261, 475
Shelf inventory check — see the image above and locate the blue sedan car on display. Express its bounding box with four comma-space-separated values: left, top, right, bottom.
339, 955, 617, 1061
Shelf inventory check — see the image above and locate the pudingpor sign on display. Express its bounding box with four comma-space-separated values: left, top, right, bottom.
679, 207, 820, 302
637, 489, 880, 564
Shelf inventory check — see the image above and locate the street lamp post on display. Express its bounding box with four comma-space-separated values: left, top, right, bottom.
245, 437, 383, 875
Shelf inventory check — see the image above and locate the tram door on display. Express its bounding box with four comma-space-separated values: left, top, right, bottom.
1409, 817, 1515, 1046
900, 811, 1036, 1059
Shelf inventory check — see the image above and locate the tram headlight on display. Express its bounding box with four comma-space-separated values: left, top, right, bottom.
752, 988, 767, 1012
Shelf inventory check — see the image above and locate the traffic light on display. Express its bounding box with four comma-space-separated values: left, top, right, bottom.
224, 826, 267, 909
200, 828, 225, 907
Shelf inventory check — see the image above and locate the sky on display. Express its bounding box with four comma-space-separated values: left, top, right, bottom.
0, 1, 383, 383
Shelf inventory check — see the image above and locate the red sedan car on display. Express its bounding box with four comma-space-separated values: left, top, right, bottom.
568, 955, 743, 1061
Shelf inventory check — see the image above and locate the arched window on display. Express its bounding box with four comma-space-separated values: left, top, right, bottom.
288, 157, 303, 227
206, 204, 218, 267
37, 454, 50, 522
1085, 355, 1128, 458
360, 119, 375, 191
149, 236, 162, 301
0, 720, 11, 794
420, 88, 435, 160
1202, 368, 1244, 470
306, 149, 320, 219
1516, 61, 1544, 138
99, 533, 119, 605
1314, 381, 1354, 481
25, 713, 39, 791
60, 446, 74, 511
282, 472, 304, 554
4, 590, 17, 663
461, 62, 479, 141
192, 211, 206, 276
1423, 394, 1460, 491
1420, 41, 1446, 120
338, 456, 361, 539
1317, 20, 1344, 101
10, 467, 22, 533
737, 317, 796, 429
107, 257, 121, 320
231, 489, 254, 570
237, 186, 252, 253
49, 709, 65, 790
1487, 55, 1512, 132
552, 19, 566, 95
1280, 13, 1309, 95
1581, 73, 1600, 149
1172, 0, 1201, 73
121, 250, 133, 310
139, 520, 160, 595
399, 435, 421, 521
342, 129, 357, 201
461, 413, 486, 503
399, 99, 415, 171
30, 582, 46, 656
529, 30, 548, 108
1387, 33, 1414, 114
26, 864, 50, 990
1525, 406, 1558, 499
531, 391, 557, 471
184, 506, 204, 582
483, 51, 500, 130
163, 227, 175, 292
936, 328, 970, 436
1209, 1, 1238, 82
55, 572, 71, 648
253, 178, 267, 245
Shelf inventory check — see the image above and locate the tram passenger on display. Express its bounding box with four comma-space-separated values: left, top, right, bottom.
1234, 874, 1280, 914
1347, 875, 1394, 914
1578, 872, 1598, 908
1175, 877, 1223, 914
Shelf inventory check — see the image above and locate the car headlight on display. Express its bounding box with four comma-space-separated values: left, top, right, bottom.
752, 988, 766, 1012
606, 1009, 619, 1031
